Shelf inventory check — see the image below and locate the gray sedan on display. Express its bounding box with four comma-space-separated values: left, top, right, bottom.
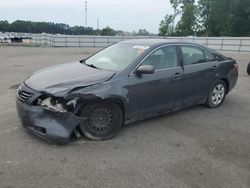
16, 39, 239, 144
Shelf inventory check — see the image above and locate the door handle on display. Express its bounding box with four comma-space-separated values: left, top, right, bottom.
174, 72, 181, 80
212, 65, 218, 71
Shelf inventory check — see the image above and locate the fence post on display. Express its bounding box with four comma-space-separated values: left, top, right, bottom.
30, 34, 33, 46
65, 35, 67, 47
107, 37, 110, 46
52, 34, 53, 47
47, 34, 49, 46
39, 35, 41, 46
220, 38, 224, 51
79, 36, 81, 47
51, 34, 53, 47
239, 39, 243, 52
43, 33, 45, 46
93, 37, 95, 48
206, 37, 208, 47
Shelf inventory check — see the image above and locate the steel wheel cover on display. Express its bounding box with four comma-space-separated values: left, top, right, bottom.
88, 106, 114, 134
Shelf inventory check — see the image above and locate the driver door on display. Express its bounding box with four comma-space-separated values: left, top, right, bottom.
126, 45, 183, 119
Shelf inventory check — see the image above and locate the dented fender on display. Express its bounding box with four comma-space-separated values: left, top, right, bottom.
65, 82, 129, 118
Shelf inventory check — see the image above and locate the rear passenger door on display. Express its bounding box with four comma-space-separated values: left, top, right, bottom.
179, 45, 218, 107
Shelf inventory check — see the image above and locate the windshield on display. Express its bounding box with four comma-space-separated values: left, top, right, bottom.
84, 43, 149, 71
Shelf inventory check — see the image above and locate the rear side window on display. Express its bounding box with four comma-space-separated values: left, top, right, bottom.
142, 46, 178, 70
205, 51, 216, 62
181, 46, 215, 66
209, 49, 226, 61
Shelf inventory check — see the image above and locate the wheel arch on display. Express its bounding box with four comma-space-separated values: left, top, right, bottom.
220, 78, 229, 94
75, 95, 127, 122
106, 98, 126, 121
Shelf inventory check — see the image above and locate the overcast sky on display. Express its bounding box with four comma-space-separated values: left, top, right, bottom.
0, 0, 173, 33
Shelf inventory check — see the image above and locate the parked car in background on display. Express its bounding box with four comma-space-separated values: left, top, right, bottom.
16, 39, 239, 144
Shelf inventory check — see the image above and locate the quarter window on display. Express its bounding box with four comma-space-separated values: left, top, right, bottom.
142, 46, 178, 70
205, 51, 215, 62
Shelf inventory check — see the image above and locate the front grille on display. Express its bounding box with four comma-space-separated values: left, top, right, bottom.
17, 87, 33, 103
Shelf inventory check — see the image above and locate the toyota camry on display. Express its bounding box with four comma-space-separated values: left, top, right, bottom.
16, 39, 238, 144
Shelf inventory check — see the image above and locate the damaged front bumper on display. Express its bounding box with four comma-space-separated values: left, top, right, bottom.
16, 84, 82, 144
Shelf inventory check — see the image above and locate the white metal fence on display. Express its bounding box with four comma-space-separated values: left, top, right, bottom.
31, 34, 250, 52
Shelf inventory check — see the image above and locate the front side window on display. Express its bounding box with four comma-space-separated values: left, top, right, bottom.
84, 43, 148, 71
142, 46, 178, 70
181, 46, 215, 66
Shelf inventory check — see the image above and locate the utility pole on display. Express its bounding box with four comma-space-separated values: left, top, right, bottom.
97, 18, 99, 30
85, 1, 88, 28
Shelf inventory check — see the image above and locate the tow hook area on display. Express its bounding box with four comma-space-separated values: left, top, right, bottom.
16, 100, 83, 144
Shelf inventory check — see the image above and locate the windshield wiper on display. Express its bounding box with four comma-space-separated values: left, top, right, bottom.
85, 63, 99, 69
81, 60, 101, 70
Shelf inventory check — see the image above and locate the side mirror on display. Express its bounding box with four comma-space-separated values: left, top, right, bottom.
136, 65, 155, 75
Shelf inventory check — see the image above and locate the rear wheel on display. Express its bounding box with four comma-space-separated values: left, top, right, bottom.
247, 62, 250, 75
206, 81, 226, 108
79, 102, 123, 140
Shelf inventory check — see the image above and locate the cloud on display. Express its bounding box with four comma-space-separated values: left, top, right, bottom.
0, 0, 81, 7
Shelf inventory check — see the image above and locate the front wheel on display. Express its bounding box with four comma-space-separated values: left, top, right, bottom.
79, 102, 123, 140
206, 81, 226, 108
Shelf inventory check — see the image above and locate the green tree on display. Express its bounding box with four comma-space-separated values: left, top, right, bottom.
200, 0, 233, 36
230, 0, 250, 36
159, 15, 174, 36
137, 29, 150, 36
197, 0, 212, 35
101, 26, 116, 36
175, 0, 197, 36
0, 20, 9, 32
197, 0, 250, 36
170, 0, 181, 29
0, 20, 97, 35
161, 0, 250, 37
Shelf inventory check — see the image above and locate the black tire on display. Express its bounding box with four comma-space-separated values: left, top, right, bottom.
79, 101, 123, 140
247, 62, 250, 75
206, 81, 226, 108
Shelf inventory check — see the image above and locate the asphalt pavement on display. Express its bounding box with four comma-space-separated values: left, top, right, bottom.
0, 47, 249, 188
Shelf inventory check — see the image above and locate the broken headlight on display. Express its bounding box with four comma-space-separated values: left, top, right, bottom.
40, 97, 67, 113
39, 97, 78, 113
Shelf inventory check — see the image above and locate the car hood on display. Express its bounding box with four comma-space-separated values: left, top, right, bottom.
25, 62, 115, 96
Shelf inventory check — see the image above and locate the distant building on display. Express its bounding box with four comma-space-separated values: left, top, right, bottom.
20, 33, 32, 44
0, 32, 32, 44
0, 32, 11, 43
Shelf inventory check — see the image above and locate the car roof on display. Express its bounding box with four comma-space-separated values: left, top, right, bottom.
120, 39, 206, 48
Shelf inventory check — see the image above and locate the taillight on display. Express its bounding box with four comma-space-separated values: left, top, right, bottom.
233, 63, 239, 70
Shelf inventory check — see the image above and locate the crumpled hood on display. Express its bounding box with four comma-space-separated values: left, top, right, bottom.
25, 62, 115, 96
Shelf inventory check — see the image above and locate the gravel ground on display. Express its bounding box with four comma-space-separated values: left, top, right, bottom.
0, 47, 249, 188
